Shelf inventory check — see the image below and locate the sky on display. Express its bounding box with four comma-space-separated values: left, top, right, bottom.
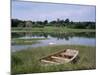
12, 0, 96, 22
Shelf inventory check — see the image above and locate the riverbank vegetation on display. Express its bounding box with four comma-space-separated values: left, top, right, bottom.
11, 18, 96, 29
12, 38, 47, 45
11, 45, 96, 74
11, 18, 96, 33
12, 26, 95, 33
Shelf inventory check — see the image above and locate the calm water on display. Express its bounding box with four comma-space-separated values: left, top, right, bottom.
11, 32, 96, 52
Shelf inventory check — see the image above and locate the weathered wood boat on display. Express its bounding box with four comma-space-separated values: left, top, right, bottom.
40, 49, 79, 65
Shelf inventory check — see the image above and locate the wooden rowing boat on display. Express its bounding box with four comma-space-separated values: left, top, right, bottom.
40, 49, 79, 65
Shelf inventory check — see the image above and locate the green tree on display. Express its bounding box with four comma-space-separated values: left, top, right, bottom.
65, 18, 70, 23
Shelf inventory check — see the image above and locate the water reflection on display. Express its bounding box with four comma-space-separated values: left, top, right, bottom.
11, 32, 96, 52
12, 32, 95, 40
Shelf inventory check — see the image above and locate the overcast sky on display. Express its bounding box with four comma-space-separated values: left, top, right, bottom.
12, 0, 96, 22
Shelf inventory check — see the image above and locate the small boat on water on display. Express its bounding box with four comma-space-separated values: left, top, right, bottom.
40, 49, 79, 65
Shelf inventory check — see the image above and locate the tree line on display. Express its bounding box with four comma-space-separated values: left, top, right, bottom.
11, 18, 96, 29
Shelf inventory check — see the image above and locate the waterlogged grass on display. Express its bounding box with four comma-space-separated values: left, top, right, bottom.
12, 38, 47, 45
11, 45, 96, 74
12, 27, 96, 33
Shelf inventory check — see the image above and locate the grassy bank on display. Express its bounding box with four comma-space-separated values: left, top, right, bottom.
12, 27, 96, 33
12, 38, 47, 45
11, 45, 96, 74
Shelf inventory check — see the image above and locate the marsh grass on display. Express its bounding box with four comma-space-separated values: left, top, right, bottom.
11, 45, 96, 74
12, 38, 47, 45
12, 27, 95, 33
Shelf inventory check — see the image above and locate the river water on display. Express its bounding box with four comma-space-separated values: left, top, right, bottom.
11, 32, 96, 52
